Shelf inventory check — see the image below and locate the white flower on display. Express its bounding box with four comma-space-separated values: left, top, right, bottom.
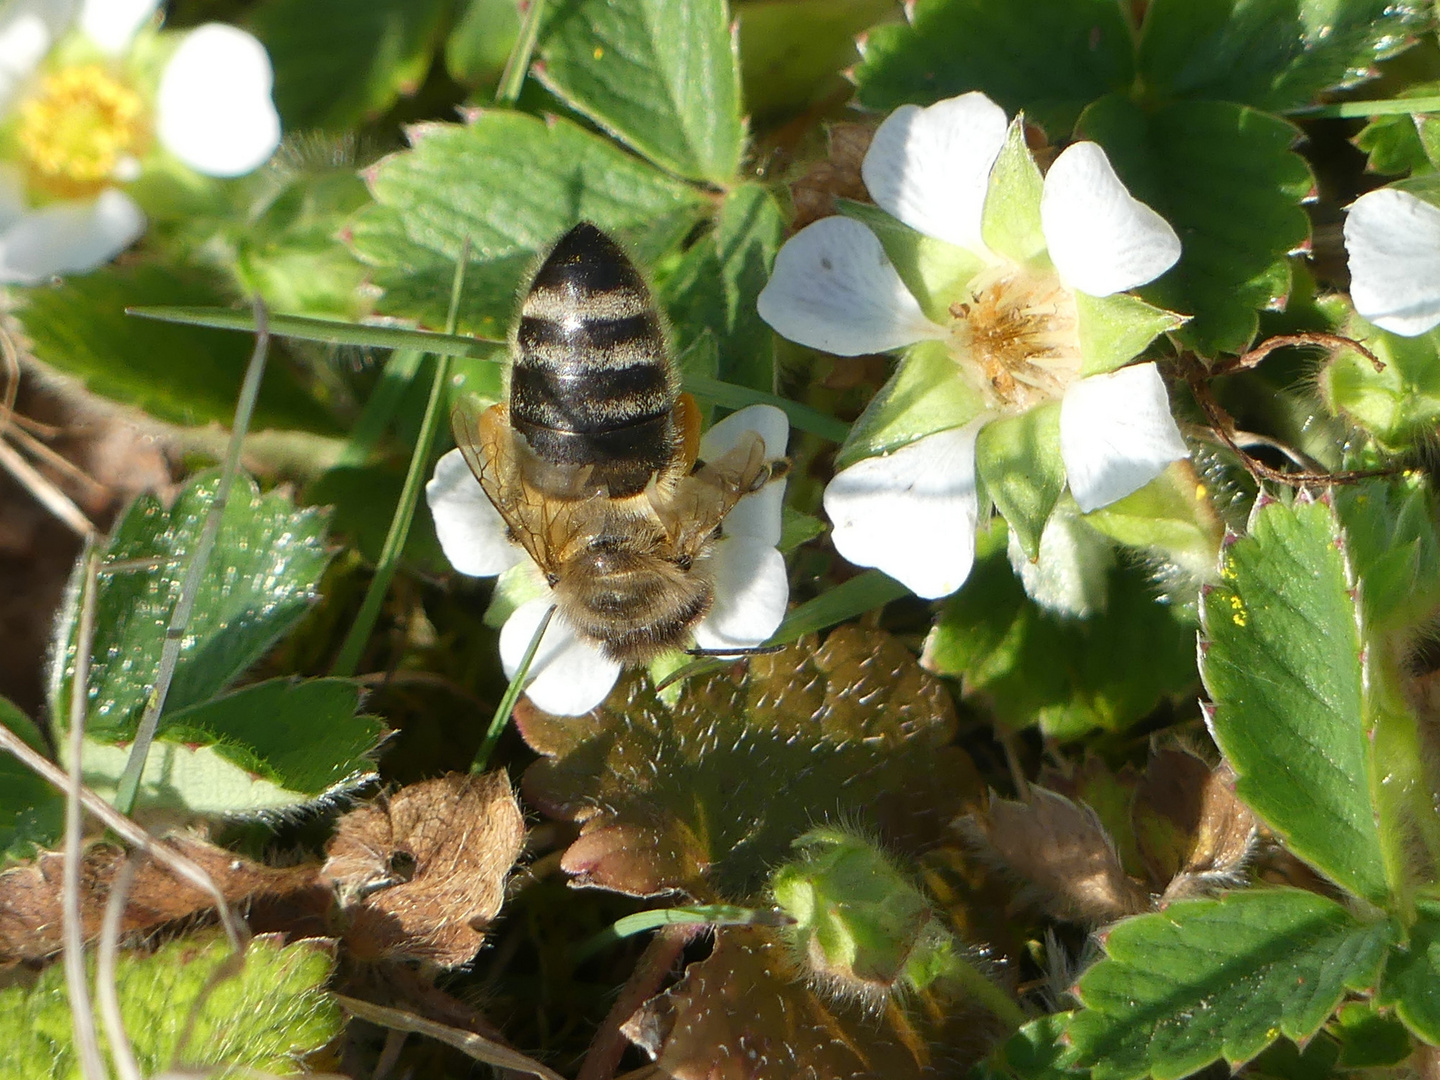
759, 91, 1188, 600
1344, 187, 1440, 337
0, 0, 281, 282
425, 404, 791, 716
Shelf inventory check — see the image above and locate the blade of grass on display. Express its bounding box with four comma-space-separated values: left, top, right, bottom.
337, 348, 425, 468
1294, 96, 1440, 118
112, 302, 271, 817
471, 604, 555, 773
576, 904, 793, 961
126, 305, 505, 353
96, 857, 142, 1080
496, 0, 545, 105
684, 372, 850, 444
330, 244, 472, 677
63, 543, 107, 1080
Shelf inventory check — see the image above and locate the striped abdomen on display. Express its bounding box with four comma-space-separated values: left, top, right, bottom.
510, 222, 676, 498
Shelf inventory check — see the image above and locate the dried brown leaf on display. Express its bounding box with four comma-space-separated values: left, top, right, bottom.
622, 928, 1000, 1080
1133, 749, 1257, 900
323, 771, 524, 966
964, 787, 1150, 925
789, 122, 874, 229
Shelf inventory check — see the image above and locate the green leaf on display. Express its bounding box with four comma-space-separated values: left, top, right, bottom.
736, 0, 898, 125
1199, 495, 1387, 904
982, 118, 1047, 265
0, 931, 340, 1078
48, 472, 331, 742
1083, 461, 1224, 582
924, 522, 1197, 737
779, 507, 825, 554
250, 0, 449, 129
348, 110, 707, 336
1069, 890, 1395, 1080
1379, 897, 1440, 1043
660, 184, 785, 391
982, 1014, 1084, 1080
1136, 0, 1430, 113
1329, 1001, 1413, 1068
446, 0, 521, 88
975, 403, 1064, 560
20, 263, 335, 432
1321, 320, 1440, 451
836, 198, 986, 321
1245, 1035, 1342, 1080
537, 0, 743, 183
852, 0, 1134, 134
1354, 85, 1440, 175
837, 339, 986, 468
1078, 96, 1313, 356
0, 697, 62, 864
1076, 293, 1186, 377
1333, 477, 1440, 634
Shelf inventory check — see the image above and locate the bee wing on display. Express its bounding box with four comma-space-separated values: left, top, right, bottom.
451, 401, 597, 577
650, 432, 772, 553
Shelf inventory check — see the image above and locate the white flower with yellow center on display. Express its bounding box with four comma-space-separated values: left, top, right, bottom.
758, 91, 1190, 599
1344, 187, 1440, 337
0, 0, 280, 282
426, 404, 791, 717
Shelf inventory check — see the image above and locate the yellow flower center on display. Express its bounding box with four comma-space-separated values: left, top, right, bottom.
16, 66, 147, 198
949, 266, 1081, 413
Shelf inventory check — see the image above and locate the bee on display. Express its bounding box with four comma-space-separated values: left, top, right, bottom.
451, 222, 787, 664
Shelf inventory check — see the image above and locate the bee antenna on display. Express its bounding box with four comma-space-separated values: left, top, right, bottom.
684, 644, 786, 657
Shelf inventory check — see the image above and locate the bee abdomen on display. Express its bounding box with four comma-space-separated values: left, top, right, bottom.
511, 222, 676, 496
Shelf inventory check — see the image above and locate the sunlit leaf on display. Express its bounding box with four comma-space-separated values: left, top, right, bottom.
0, 698, 61, 864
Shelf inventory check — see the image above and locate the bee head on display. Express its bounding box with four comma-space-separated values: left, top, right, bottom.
554, 545, 712, 665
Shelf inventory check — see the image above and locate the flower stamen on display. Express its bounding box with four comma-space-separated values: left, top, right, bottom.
17, 66, 148, 198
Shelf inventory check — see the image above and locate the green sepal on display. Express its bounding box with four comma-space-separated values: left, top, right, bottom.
837, 339, 986, 469
1083, 460, 1223, 582
981, 117, 1047, 266
836, 198, 987, 323
975, 402, 1064, 560
1321, 317, 1440, 453
483, 562, 548, 630
1076, 293, 1186, 377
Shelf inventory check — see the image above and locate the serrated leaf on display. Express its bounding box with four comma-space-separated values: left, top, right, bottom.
349, 111, 706, 336
250, 0, 449, 129
1321, 321, 1440, 451
837, 339, 987, 468
924, 523, 1198, 737
1078, 96, 1312, 356
852, 0, 1134, 134
0, 931, 340, 1078
975, 403, 1064, 560
1200, 496, 1388, 903
518, 627, 979, 900
1070, 890, 1395, 1080
659, 183, 785, 391
19, 262, 335, 432
1332, 477, 1440, 634
48, 472, 331, 742
537, 0, 743, 183
0, 697, 61, 864
1378, 897, 1440, 1044
1137, 0, 1430, 113
1076, 292, 1186, 378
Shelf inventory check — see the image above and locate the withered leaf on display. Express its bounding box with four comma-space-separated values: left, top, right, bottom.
322, 771, 524, 966
963, 786, 1151, 925
1037, 752, 1144, 880
1133, 748, 1257, 900
518, 627, 982, 901
0, 835, 321, 963
622, 928, 1002, 1080
789, 122, 874, 229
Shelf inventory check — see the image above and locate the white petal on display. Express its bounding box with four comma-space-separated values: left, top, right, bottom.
1344, 188, 1440, 337
0, 0, 72, 110
1041, 142, 1180, 296
721, 478, 785, 546
822, 421, 985, 599
500, 598, 622, 716
693, 538, 788, 651
1006, 509, 1114, 619
700, 403, 789, 462
757, 216, 944, 356
79, 0, 158, 53
1060, 362, 1189, 513
0, 188, 143, 283
156, 24, 281, 177
425, 448, 525, 577
860, 92, 1008, 252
